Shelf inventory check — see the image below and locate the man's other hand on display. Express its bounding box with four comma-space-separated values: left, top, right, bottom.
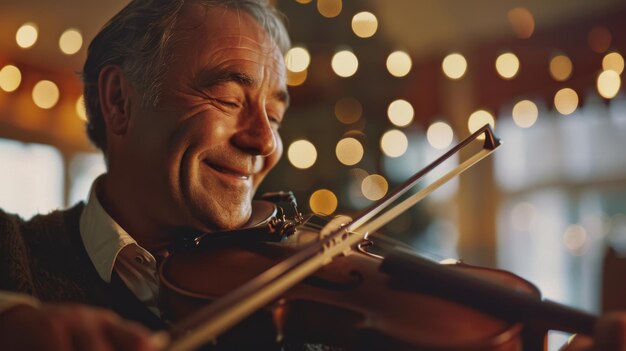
0, 303, 157, 351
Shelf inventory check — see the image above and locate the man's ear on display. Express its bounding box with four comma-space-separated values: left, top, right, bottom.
98, 65, 134, 135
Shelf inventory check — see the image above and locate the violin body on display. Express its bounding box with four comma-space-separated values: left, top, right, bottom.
159, 215, 544, 350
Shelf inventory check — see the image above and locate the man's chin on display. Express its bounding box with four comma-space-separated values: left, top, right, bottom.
195, 200, 252, 232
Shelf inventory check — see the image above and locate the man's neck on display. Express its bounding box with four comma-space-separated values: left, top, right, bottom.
97, 174, 173, 253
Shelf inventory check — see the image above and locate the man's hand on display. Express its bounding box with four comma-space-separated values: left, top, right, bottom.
0, 303, 157, 351
563, 312, 626, 351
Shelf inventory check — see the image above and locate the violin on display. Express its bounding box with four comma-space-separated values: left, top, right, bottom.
156, 125, 597, 350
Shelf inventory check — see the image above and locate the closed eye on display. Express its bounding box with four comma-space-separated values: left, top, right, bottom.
213, 98, 240, 109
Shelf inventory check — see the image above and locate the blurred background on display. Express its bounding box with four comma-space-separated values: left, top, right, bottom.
1, 0, 626, 347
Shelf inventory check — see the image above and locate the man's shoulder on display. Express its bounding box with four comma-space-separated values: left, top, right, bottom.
0, 203, 85, 242
0, 208, 27, 236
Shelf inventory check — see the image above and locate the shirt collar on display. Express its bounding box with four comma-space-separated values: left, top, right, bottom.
79, 176, 140, 283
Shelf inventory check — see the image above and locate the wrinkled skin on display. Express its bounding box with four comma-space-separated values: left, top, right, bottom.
100, 4, 288, 250
0, 5, 289, 351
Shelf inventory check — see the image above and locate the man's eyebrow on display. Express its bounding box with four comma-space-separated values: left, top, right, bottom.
198, 69, 255, 88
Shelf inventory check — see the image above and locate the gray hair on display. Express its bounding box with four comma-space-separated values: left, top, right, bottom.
82, 0, 290, 153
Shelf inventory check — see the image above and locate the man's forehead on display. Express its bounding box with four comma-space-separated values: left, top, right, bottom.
171, 3, 287, 91
177, 3, 276, 49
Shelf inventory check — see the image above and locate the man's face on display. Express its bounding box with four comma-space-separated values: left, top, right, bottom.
123, 5, 288, 232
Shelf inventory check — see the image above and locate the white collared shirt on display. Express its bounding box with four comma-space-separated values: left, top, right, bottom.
79, 179, 161, 316
0, 179, 161, 317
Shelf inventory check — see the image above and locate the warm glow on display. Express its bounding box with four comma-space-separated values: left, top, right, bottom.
352, 12, 378, 38
554, 88, 579, 115
442, 53, 467, 79
287, 69, 308, 86
603, 52, 625, 75
549, 55, 573, 82
336, 137, 364, 166
335, 97, 362, 124
32, 80, 60, 109
512, 100, 538, 128
76, 95, 87, 121
0, 65, 22, 92
495, 52, 520, 79
507, 7, 535, 39
588, 26, 612, 54
386, 51, 412, 77
597, 70, 621, 99
380, 129, 408, 158
426, 122, 454, 150
309, 189, 338, 215
387, 99, 414, 127
332, 50, 358, 78
563, 224, 588, 254
288, 140, 317, 169
16, 23, 38, 49
59, 28, 83, 55
361, 174, 388, 201
468, 110, 495, 139
317, 0, 342, 18
285, 47, 311, 72
295, 0, 312, 3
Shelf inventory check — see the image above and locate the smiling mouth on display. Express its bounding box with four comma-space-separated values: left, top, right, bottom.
206, 162, 251, 180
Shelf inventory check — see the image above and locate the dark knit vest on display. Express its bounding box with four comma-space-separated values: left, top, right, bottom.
0, 203, 165, 330
0, 205, 341, 350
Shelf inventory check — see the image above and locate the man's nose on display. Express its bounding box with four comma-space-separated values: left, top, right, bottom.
232, 109, 276, 156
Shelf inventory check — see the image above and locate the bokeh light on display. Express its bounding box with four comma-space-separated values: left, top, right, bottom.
554, 88, 579, 115
361, 174, 388, 201
335, 97, 362, 124
387, 99, 414, 127
32, 80, 60, 109
380, 129, 408, 157
603, 52, 624, 74
442, 53, 467, 79
295, 0, 312, 3
332, 50, 358, 78
467, 110, 495, 138
512, 100, 538, 128
427, 122, 454, 150
351, 12, 378, 38
59, 28, 83, 55
0, 65, 22, 92
507, 7, 535, 39
317, 0, 342, 18
287, 69, 308, 86
495, 52, 520, 79
288, 140, 317, 169
588, 26, 612, 54
597, 70, 621, 99
386, 51, 412, 77
336, 137, 364, 166
309, 189, 338, 215
563, 224, 588, 255
511, 202, 537, 232
76, 95, 87, 121
285, 47, 311, 72
16, 22, 38, 49
549, 55, 573, 81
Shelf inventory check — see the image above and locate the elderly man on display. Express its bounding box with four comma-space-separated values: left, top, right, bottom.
2, 0, 626, 350
0, 0, 289, 349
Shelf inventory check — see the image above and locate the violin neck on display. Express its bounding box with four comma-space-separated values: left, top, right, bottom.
379, 247, 597, 336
